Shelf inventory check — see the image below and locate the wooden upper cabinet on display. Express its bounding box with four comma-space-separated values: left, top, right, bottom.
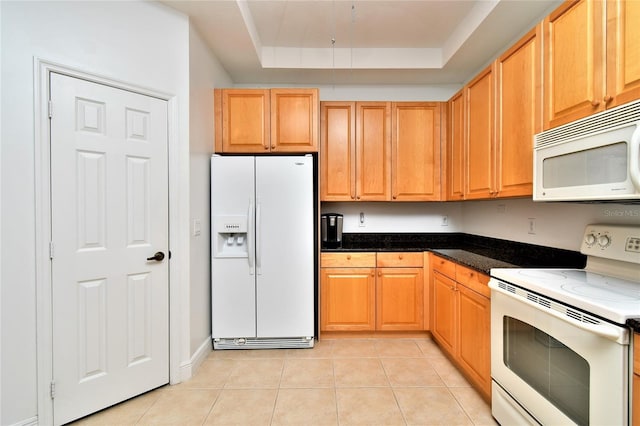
217, 89, 270, 153
270, 88, 318, 152
446, 90, 465, 201
495, 25, 542, 198
320, 101, 390, 201
214, 88, 318, 153
356, 102, 392, 201
320, 102, 356, 201
544, 0, 640, 129
464, 65, 495, 199
391, 102, 442, 201
606, 0, 640, 108
321, 101, 443, 202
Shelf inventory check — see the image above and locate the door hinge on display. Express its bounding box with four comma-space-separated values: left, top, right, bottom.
48, 100, 53, 118
50, 381, 56, 399
49, 241, 55, 259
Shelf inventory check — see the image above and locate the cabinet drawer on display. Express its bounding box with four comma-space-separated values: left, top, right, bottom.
431, 254, 456, 279
456, 265, 490, 298
376, 252, 423, 267
321, 252, 376, 268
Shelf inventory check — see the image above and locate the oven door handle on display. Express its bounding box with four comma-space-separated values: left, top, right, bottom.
491, 283, 629, 344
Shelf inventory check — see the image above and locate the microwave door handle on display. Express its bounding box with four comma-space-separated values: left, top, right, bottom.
630, 123, 640, 192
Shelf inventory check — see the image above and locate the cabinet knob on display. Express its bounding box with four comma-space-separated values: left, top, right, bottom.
346, 255, 351, 260
271, 144, 275, 149
604, 95, 613, 104
393, 195, 397, 200
590, 99, 600, 107
264, 145, 269, 150
356, 196, 361, 200
378, 271, 382, 277
398, 254, 403, 260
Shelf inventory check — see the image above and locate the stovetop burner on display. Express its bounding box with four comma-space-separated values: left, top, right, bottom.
491, 224, 640, 324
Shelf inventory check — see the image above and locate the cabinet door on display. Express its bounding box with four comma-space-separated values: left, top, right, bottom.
391, 102, 442, 201
320, 267, 375, 331
495, 25, 541, 198
457, 284, 491, 400
446, 90, 465, 201
465, 65, 495, 199
320, 102, 356, 201
543, 0, 606, 129
270, 88, 318, 152
356, 102, 391, 201
606, 0, 640, 108
634, 373, 640, 426
376, 267, 424, 331
431, 271, 456, 355
220, 89, 270, 153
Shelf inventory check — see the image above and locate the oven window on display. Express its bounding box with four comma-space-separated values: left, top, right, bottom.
504, 316, 589, 426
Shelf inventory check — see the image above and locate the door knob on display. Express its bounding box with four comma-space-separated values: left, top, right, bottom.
146, 251, 165, 262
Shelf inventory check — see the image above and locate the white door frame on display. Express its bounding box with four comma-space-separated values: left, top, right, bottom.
34, 58, 185, 425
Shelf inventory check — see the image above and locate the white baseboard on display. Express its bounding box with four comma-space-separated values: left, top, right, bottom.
178, 336, 212, 382
7, 416, 38, 426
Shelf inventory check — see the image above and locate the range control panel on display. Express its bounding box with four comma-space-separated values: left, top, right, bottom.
581, 224, 640, 264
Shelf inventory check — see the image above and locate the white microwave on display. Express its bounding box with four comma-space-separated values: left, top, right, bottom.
534, 100, 640, 202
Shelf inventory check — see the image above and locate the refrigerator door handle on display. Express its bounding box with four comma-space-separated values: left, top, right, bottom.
247, 200, 255, 275
256, 199, 262, 275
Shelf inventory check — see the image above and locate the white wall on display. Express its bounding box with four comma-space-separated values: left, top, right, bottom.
0, 2, 190, 424
188, 26, 232, 358
322, 202, 463, 233
461, 198, 640, 252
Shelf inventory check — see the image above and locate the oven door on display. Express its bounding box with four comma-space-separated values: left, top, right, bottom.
490, 279, 630, 426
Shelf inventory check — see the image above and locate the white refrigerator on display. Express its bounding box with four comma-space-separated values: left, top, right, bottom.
211, 155, 315, 349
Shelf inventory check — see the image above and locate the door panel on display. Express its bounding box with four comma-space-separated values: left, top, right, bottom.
255, 156, 314, 337
50, 73, 169, 425
211, 156, 256, 338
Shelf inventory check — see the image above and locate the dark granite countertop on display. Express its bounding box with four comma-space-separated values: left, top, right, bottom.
322, 232, 586, 275
429, 249, 518, 275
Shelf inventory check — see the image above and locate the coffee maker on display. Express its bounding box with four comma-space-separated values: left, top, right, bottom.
321, 213, 343, 249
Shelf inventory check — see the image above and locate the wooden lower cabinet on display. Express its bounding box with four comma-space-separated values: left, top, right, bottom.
430, 254, 491, 401
320, 267, 375, 331
457, 284, 491, 397
431, 271, 456, 353
320, 252, 424, 332
376, 267, 424, 330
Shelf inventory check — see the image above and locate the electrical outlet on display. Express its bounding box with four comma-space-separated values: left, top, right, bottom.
441, 215, 449, 226
528, 218, 536, 235
193, 219, 201, 236
359, 212, 365, 227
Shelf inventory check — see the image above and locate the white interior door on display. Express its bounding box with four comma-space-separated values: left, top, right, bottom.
50, 72, 169, 425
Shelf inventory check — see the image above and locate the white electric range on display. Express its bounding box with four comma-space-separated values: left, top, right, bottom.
489, 224, 640, 426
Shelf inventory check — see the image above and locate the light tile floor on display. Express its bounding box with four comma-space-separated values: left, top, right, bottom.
72, 338, 497, 425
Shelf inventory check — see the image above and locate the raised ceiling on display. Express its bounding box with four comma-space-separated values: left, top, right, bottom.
160, 0, 561, 85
